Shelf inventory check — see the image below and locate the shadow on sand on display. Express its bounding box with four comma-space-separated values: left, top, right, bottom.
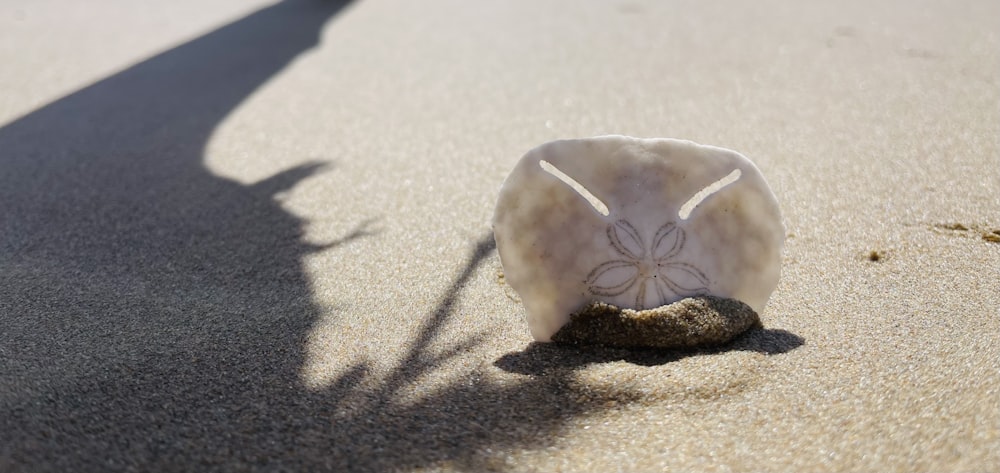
0, 2, 803, 471
495, 328, 805, 376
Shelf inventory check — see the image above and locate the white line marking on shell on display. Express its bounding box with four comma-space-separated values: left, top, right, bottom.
539, 160, 610, 216
679, 168, 742, 220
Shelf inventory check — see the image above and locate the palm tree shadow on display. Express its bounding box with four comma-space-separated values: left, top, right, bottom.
0, 0, 368, 471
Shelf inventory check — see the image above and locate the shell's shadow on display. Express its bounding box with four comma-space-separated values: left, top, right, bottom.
494, 327, 804, 375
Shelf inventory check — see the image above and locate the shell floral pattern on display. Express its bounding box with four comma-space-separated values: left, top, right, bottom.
586, 220, 709, 309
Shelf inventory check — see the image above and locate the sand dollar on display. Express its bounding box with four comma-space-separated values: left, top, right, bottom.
493, 136, 784, 342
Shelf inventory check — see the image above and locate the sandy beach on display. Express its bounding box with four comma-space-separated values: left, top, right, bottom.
1, 0, 998, 471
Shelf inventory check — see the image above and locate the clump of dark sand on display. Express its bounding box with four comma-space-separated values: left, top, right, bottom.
552, 296, 760, 349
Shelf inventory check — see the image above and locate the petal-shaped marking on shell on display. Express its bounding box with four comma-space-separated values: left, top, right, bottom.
652, 222, 684, 261
652, 276, 671, 307
608, 220, 645, 260
659, 263, 710, 294
634, 278, 649, 309
587, 260, 640, 297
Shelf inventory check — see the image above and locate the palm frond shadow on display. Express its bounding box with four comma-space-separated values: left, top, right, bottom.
305, 235, 634, 471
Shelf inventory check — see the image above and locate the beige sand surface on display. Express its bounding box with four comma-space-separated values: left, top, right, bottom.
1, 0, 997, 471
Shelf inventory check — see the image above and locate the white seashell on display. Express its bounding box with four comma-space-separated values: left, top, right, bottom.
493, 136, 784, 342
